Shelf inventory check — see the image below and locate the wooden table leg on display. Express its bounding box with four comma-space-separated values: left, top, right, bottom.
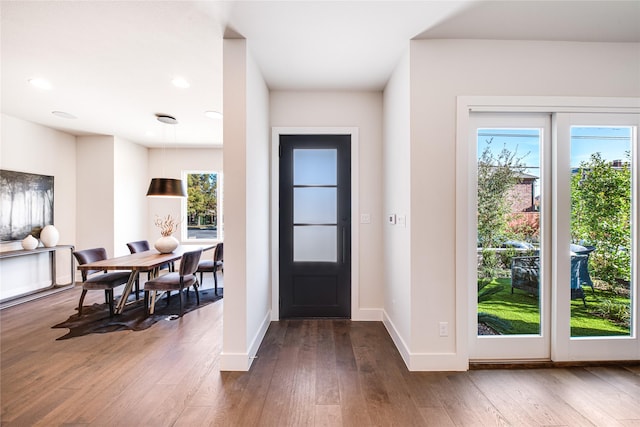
115, 271, 139, 314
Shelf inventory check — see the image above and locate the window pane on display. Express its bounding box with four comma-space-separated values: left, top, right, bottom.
294, 149, 337, 185
294, 187, 336, 224
294, 226, 336, 262
570, 126, 632, 338
477, 128, 542, 336
186, 173, 218, 240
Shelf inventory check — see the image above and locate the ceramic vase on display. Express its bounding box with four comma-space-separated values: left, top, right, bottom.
40, 225, 59, 247
155, 235, 179, 253
21, 235, 39, 250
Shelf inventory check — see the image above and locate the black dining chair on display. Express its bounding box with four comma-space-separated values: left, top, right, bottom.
126, 240, 173, 298
143, 249, 203, 317
73, 248, 131, 317
196, 242, 223, 295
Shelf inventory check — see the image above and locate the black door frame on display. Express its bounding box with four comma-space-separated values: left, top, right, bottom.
271, 127, 360, 320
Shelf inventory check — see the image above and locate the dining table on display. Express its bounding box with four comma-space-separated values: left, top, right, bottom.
76, 244, 215, 314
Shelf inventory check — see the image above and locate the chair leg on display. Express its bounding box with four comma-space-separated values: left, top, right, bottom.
107, 290, 114, 317
195, 279, 200, 306
179, 288, 184, 317
78, 289, 88, 315
144, 290, 150, 317
213, 268, 218, 295
199, 272, 203, 285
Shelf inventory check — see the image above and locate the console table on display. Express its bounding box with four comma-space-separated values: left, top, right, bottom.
0, 244, 75, 306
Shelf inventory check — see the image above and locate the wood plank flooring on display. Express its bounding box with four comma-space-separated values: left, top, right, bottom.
1, 282, 639, 426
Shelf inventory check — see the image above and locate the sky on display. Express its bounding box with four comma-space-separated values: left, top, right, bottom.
477, 126, 633, 197
477, 126, 633, 173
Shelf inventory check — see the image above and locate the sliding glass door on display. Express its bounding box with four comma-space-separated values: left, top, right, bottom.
554, 113, 638, 361
470, 112, 639, 362
471, 113, 551, 360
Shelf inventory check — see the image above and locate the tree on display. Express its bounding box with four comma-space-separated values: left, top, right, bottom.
477, 139, 527, 248
187, 173, 217, 227
571, 153, 631, 285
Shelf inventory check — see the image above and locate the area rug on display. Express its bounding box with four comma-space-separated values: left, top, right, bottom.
52, 288, 223, 340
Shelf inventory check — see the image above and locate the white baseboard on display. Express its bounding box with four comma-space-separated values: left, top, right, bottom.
220, 310, 272, 372
382, 310, 468, 372
352, 307, 383, 321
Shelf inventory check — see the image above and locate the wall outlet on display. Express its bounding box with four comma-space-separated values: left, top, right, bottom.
439, 322, 449, 337
360, 213, 371, 224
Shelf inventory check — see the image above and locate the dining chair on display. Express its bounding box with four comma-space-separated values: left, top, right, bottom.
196, 242, 223, 295
126, 239, 173, 298
143, 248, 203, 317
73, 248, 131, 317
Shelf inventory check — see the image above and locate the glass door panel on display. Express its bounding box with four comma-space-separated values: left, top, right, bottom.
471, 113, 551, 361
569, 126, 633, 338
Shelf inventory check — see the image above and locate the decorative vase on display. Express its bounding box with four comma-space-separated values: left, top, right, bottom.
154, 235, 179, 253
40, 225, 59, 247
21, 235, 39, 250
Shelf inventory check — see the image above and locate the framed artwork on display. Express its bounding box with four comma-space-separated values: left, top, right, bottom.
0, 169, 54, 241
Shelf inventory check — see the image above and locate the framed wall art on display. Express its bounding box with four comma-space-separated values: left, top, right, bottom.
0, 169, 54, 241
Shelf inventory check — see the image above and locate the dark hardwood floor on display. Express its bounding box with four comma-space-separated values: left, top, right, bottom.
1, 280, 639, 426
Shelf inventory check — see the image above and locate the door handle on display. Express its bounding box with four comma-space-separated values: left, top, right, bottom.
342, 227, 346, 264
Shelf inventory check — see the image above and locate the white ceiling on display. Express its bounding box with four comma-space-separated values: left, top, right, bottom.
2, 1, 639, 147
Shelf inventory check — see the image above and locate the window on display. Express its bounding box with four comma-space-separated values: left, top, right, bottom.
182, 171, 222, 241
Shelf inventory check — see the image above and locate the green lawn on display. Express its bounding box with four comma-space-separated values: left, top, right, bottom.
478, 278, 630, 336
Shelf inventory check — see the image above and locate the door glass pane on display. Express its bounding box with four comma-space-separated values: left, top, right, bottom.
477, 129, 542, 336
570, 126, 633, 338
294, 226, 337, 262
294, 187, 336, 224
294, 149, 337, 185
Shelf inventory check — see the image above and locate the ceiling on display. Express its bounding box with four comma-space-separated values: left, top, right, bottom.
2, 1, 639, 148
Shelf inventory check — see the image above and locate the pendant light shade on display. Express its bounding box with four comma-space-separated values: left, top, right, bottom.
146, 113, 186, 197
146, 178, 187, 197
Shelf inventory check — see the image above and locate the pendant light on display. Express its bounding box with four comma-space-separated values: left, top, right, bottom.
146, 114, 187, 197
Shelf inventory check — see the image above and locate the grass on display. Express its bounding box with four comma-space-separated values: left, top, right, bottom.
478, 278, 630, 336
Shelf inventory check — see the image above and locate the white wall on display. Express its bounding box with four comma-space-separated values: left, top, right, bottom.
114, 137, 148, 256
270, 91, 384, 318
381, 49, 412, 361
221, 38, 272, 371
147, 147, 223, 244
76, 136, 115, 257
245, 47, 272, 357
0, 114, 77, 298
407, 39, 640, 370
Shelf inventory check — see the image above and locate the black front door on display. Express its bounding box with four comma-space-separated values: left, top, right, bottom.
279, 134, 351, 318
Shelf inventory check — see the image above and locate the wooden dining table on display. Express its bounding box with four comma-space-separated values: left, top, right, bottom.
76, 244, 215, 314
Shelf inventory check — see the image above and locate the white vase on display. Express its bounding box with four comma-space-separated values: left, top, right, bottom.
40, 225, 59, 247
155, 235, 179, 253
21, 235, 39, 250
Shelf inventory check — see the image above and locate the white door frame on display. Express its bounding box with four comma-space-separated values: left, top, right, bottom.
271, 127, 364, 321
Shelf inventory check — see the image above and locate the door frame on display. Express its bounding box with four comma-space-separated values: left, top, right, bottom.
271, 127, 360, 321
456, 96, 640, 363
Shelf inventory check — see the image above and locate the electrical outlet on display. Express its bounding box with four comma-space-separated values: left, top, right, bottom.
439, 322, 449, 337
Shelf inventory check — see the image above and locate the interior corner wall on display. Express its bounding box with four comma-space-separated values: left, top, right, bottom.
408, 39, 640, 370
76, 135, 115, 257
270, 90, 384, 318
381, 48, 412, 364
221, 38, 271, 371
114, 137, 148, 257
245, 47, 271, 357
0, 114, 77, 297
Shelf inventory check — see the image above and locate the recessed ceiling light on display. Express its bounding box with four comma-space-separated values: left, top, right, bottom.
52, 111, 77, 119
29, 78, 52, 90
156, 114, 178, 125
204, 110, 223, 119
172, 77, 190, 89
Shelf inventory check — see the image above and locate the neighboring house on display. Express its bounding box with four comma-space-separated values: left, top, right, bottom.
508, 172, 538, 213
